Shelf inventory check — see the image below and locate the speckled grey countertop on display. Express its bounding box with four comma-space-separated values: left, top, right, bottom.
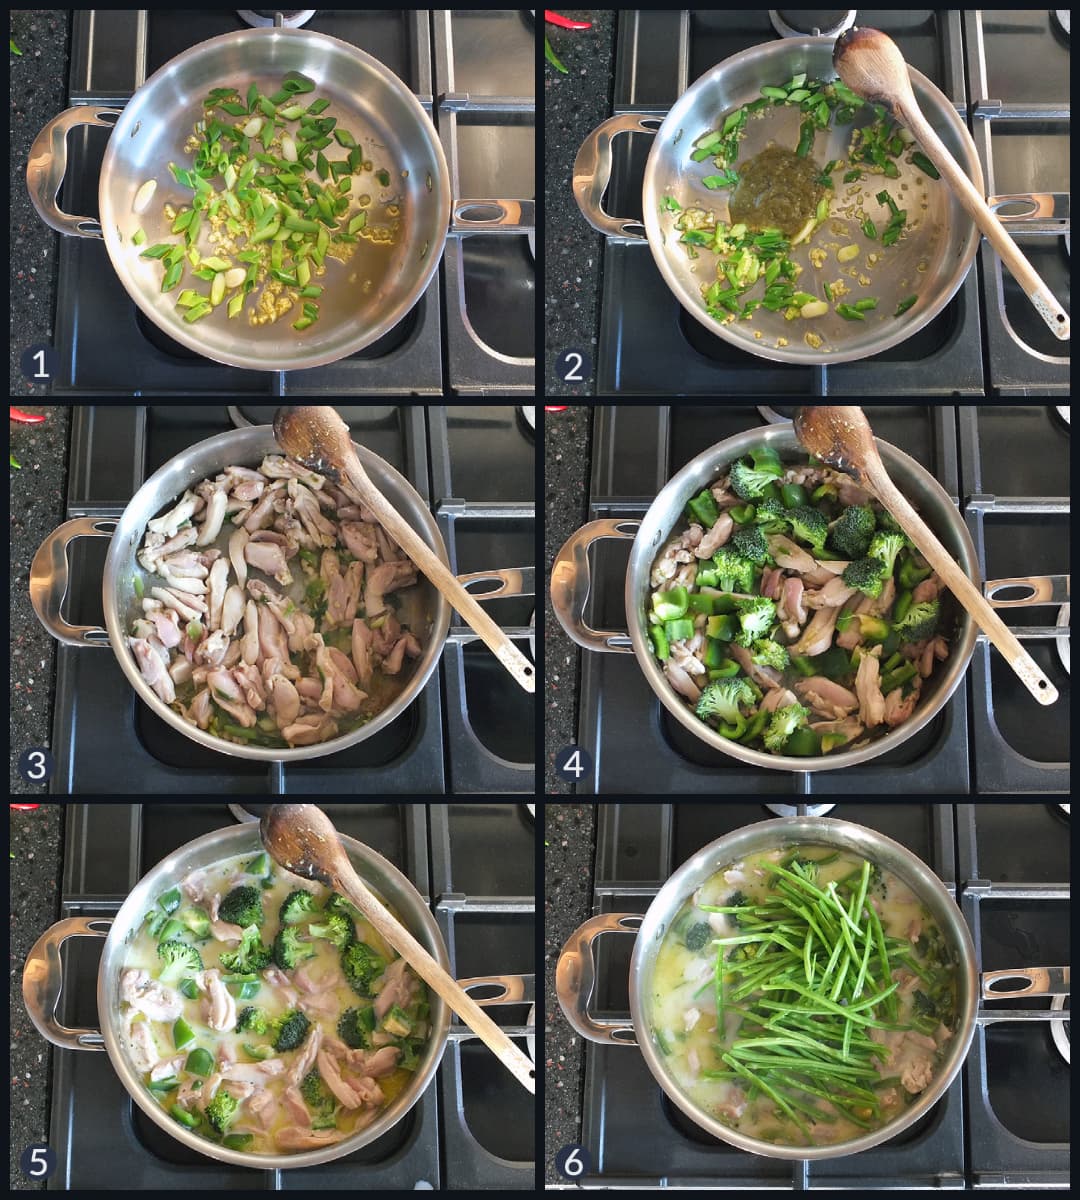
543, 11, 616, 396
9, 803, 66, 1191
542, 802, 596, 1185
9, 12, 71, 396
9, 405, 73, 793
543, 405, 592, 794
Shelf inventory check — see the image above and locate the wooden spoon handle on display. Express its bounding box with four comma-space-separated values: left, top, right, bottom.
895, 99, 1070, 342
342, 455, 535, 694
862, 459, 1058, 706
335, 869, 536, 1094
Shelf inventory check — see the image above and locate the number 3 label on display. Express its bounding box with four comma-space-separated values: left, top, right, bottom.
555, 1144, 591, 1180
18, 747, 55, 784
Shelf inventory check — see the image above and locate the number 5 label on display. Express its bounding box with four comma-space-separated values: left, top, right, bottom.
20, 1144, 57, 1180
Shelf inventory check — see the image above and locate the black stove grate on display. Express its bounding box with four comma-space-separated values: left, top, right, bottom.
593, 10, 1069, 396
48, 802, 535, 1189
49, 404, 534, 794
54, 10, 534, 395
577, 404, 989, 794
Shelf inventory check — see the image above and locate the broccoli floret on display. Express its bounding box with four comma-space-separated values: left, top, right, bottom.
205, 1089, 239, 1135
726, 889, 749, 929
218, 885, 264, 928
868, 531, 908, 578
684, 921, 712, 953
763, 702, 810, 753
711, 545, 755, 594
341, 941, 387, 998
324, 892, 362, 920
308, 912, 355, 949
219, 924, 272, 974
279, 889, 319, 926
734, 596, 778, 647
730, 525, 771, 566
786, 505, 829, 555
827, 504, 877, 559
752, 497, 789, 533
300, 1068, 336, 1113
156, 939, 203, 985
728, 446, 784, 500
337, 1005, 375, 1050
842, 556, 887, 598
272, 1009, 312, 1053
273, 925, 316, 971
893, 599, 940, 643
750, 638, 790, 671
178, 908, 211, 940
694, 675, 756, 738
236, 1006, 270, 1035
876, 508, 903, 533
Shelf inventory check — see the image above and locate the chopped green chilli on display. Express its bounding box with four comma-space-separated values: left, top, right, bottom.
127, 74, 402, 331
894, 294, 918, 317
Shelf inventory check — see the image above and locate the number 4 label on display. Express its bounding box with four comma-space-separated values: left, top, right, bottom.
555, 744, 592, 784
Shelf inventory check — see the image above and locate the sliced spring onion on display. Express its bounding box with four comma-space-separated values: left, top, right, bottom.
835, 303, 865, 320
348, 211, 367, 234
910, 150, 940, 179
132, 228, 147, 246
894, 294, 918, 317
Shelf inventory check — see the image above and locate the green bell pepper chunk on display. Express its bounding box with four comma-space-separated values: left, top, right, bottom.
664, 618, 695, 643
893, 588, 913, 625
158, 918, 184, 942
705, 645, 740, 674
186, 1047, 215, 1077
820, 732, 849, 754
784, 727, 822, 756
223, 1133, 253, 1150
171, 1103, 200, 1128
780, 483, 808, 508
173, 1018, 195, 1050
696, 567, 720, 587
808, 645, 852, 679
687, 488, 721, 528
898, 555, 932, 589
760, 481, 782, 503
652, 585, 689, 621
158, 886, 183, 914
881, 662, 918, 694
705, 614, 737, 641
179, 978, 200, 1000
650, 624, 670, 661
790, 654, 817, 677
728, 504, 756, 524
740, 709, 769, 744
686, 593, 716, 616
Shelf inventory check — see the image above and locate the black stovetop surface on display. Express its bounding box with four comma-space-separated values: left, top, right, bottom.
577, 802, 1069, 1189
49, 802, 536, 1189
575, 404, 1069, 794
55, 10, 535, 395
51, 404, 535, 794
594, 10, 1069, 396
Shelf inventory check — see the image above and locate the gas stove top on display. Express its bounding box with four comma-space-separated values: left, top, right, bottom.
568, 801, 1068, 1189
47, 802, 535, 1188
52, 9, 534, 395
50, 404, 535, 793
571, 404, 1069, 794
590, 9, 1069, 395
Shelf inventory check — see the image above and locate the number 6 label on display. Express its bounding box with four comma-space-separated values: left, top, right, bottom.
555, 1144, 591, 1180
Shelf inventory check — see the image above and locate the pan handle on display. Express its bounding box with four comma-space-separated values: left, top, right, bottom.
458, 566, 534, 598
23, 916, 111, 1050
551, 519, 638, 653
985, 575, 1070, 607
458, 974, 534, 1005
556, 913, 642, 1045
981, 966, 1070, 999
573, 112, 660, 240
26, 106, 122, 239
30, 517, 116, 647
451, 199, 534, 234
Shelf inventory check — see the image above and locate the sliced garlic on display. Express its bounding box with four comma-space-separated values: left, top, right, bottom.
223, 267, 247, 289
280, 135, 297, 162
242, 117, 263, 138
800, 300, 829, 319
837, 243, 860, 263
133, 179, 157, 214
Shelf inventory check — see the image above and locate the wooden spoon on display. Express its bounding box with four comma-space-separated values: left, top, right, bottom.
274, 406, 535, 693
261, 803, 536, 1093
794, 406, 1058, 706
834, 27, 1070, 342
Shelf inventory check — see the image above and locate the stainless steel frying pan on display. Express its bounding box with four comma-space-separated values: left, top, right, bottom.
28, 28, 450, 371
574, 36, 1048, 365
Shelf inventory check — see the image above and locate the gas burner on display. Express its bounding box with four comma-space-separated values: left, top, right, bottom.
757, 406, 796, 425
1053, 10, 1070, 38
763, 803, 836, 817
1051, 996, 1070, 1065
769, 9, 857, 39
237, 9, 317, 28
